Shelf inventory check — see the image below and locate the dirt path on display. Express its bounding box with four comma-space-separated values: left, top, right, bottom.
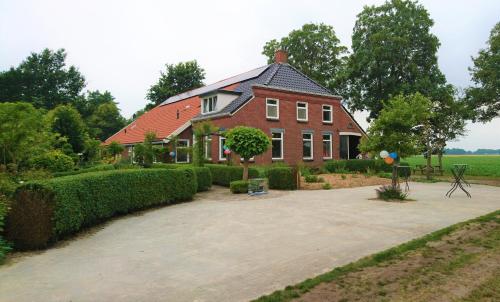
294, 216, 500, 302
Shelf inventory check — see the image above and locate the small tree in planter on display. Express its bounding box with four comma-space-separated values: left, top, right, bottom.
360, 93, 432, 188
225, 126, 270, 181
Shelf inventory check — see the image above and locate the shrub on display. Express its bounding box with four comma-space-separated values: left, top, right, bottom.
185, 167, 211, 192
53, 164, 116, 177
324, 159, 394, 174
375, 185, 408, 201
341, 174, 347, 180
30, 151, 75, 172
230, 180, 249, 194
0, 196, 11, 262
0, 173, 18, 197
267, 167, 297, 190
206, 164, 259, 187
322, 183, 332, 190
304, 175, 324, 183
6, 168, 197, 250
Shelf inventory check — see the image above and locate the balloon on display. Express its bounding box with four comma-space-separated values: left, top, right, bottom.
389, 152, 398, 159
169, 151, 176, 157
223, 149, 231, 155
380, 150, 389, 159
384, 157, 394, 164
223, 145, 229, 150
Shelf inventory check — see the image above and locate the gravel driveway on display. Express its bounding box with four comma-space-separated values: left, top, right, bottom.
1, 182, 499, 302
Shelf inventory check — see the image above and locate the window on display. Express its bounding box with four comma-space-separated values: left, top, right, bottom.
204, 135, 212, 160
322, 105, 333, 123
266, 98, 279, 119
302, 132, 313, 160
202, 96, 218, 114
271, 131, 284, 160
176, 139, 190, 163
322, 133, 332, 159
219, 136, 227, 161
296, 102, 308, 121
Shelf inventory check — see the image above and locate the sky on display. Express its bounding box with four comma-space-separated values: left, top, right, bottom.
1, 0, 499, 150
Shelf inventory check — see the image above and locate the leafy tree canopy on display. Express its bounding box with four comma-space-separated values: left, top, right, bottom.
146, 60, 205, 108
225, 126, 270, 180
466, 21, 500, 122
47, 105, 88, 154
0, 48, 86, 110
262, 23, 347, 94
87, 102, 126, 141
0, 102, 53, 165
346, 0, 448, 120
359, 93, 432, 158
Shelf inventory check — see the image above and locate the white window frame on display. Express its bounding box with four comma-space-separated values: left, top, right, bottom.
204, 135, 212, 160
271, 131, 284, 160
175, 139, 190, 163
322, 133, 333, 159
296, 101, 308, 122
219, 136, 227, 161
266, 98, 279, 120
322, 105, 333, 123
202, 96, 218, 114
302, 132, 314, 160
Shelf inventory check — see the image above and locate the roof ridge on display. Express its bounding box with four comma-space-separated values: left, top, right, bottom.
263, 63, 281, 85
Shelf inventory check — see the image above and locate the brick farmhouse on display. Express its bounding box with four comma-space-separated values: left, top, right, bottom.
105, 51, 366, 165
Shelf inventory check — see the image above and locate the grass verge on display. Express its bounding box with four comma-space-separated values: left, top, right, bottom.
252, 210, 500, 302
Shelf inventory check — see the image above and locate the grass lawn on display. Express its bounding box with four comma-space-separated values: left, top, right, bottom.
404, 155, 500, 177
253, 210, 500, 302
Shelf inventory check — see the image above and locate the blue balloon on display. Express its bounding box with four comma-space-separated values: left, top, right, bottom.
169, 151, 176, 157
389, 152, 398, 159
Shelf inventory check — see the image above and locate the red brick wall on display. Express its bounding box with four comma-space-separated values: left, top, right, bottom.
200, 86, 365, 166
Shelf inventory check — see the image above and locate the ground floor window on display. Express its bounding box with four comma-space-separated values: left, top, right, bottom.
204, 135, 212, 160
271, 131, 284, 160
219, 136, 227, 161
323, 133, 332, 159
176, 139, 190, 163
302, 132, 313, 160
339, 133, 361, 160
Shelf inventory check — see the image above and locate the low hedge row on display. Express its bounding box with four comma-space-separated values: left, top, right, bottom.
206, 164, 259, 187
0, 197, 11, 263
230, 180, 249, 194
324, 159, 394, 173
6, 168, 197, 250
267, 167, 297, 190
53, 164, 116, 177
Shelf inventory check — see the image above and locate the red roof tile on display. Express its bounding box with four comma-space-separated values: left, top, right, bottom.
105, 83, 240, 145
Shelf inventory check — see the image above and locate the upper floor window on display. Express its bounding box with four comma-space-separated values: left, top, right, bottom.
202, 96, 217, 114
266, 98, 279, 119
297, 102, 308, 121
322, 105, 333, 123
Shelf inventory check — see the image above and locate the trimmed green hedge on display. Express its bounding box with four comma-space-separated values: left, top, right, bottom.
0, 197, 11, 263
230, 180, 249, 194
53, 164, 116, 177
206, 164, 259, 187
6, 168, 197, 250
324, 159, 394, 173
267, 167, 297, 190
192, 167, 212, 192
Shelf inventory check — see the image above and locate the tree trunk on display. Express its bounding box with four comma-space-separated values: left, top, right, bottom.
438, 150, 443, 176
426, 148, 432, 180
391, 156, 400, 189
243, 159, 249, 181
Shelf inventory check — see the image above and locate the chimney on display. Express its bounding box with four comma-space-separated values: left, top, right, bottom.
274, 50, 288, 64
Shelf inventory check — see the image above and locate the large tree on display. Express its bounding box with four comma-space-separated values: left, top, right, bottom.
0, 102, 52, 165
86, 99, 126, 141
47, 105, 88, 154
360, 93, 432, 185
0, 48, 86, 110
262, 23, 347, 94
466, 22, 500, 122
346, 0, 448, 120
146, 61, 205, 108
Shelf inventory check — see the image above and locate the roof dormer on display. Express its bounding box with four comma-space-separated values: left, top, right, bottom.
200, 90, 241, 115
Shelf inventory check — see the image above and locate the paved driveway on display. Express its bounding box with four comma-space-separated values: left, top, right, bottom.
1, 182, 499, 302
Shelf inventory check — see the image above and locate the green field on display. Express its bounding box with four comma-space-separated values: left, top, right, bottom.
404, 155, 500, 177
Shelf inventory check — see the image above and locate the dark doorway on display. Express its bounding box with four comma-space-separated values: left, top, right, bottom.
339, 135, 361, 160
